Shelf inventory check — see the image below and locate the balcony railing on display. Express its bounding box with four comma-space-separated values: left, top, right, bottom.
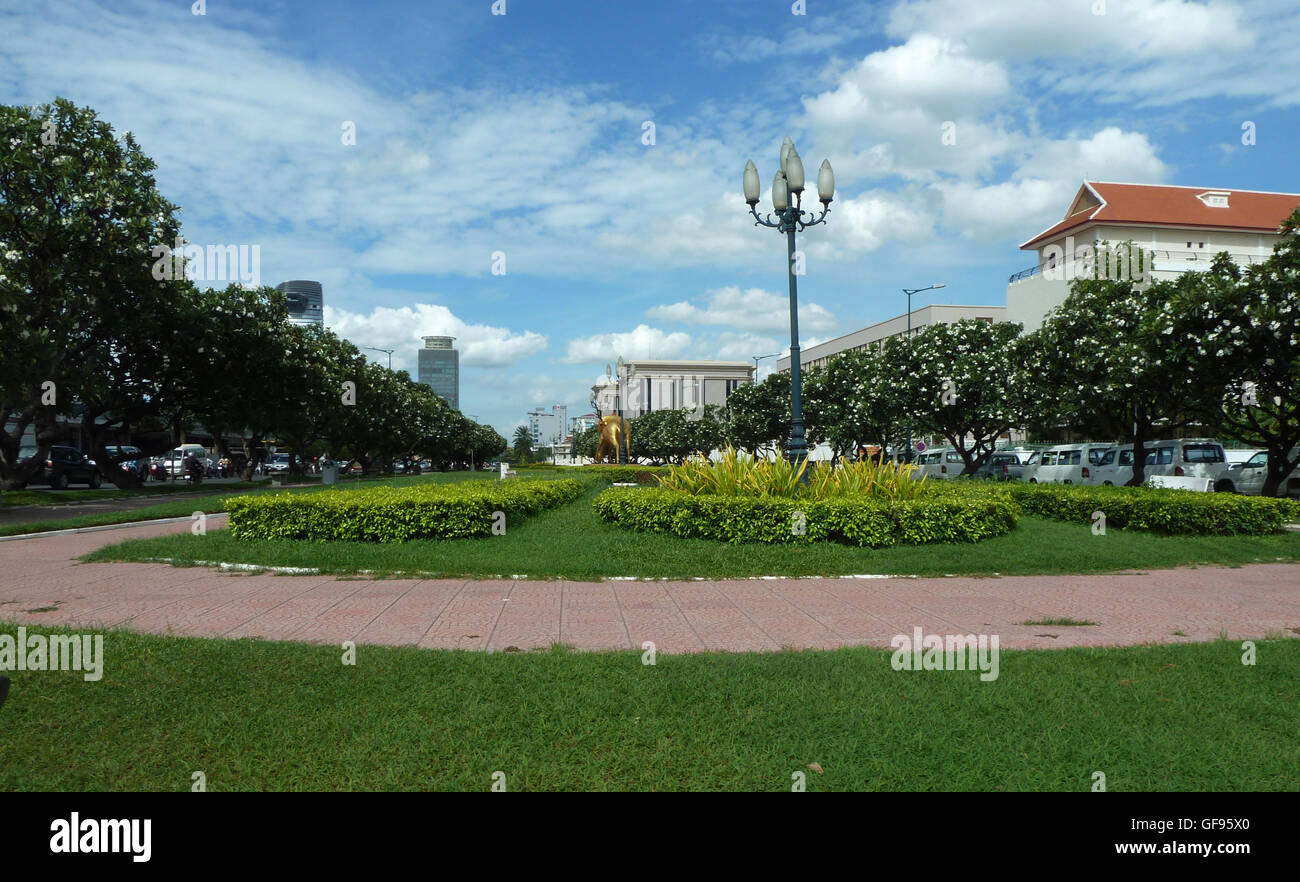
1007, 250, 1268, 284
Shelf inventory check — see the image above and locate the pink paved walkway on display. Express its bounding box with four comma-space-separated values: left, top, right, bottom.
1, 517, 1298, 652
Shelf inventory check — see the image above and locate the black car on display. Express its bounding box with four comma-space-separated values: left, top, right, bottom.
18, 445, 103, 489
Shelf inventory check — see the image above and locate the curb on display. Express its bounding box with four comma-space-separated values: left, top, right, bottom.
0, 512, 228, 543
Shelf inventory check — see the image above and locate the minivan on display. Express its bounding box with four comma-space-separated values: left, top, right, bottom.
1023, 443, 1113, 484
972, 451, 1028, 481
914, 448, 966, 479
1089, 439, 1229, 488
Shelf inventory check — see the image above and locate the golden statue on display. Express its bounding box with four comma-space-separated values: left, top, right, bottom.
594, 414, 631, 464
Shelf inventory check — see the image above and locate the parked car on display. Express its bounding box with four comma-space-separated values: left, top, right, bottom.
972, 451, 1028, 481
17, 445, 103, 489
1090, 438, 1229, 488
1215, 446, 1300, 496
103, 445, 146, 479
265, 453, 292, 474
1023, 443, 1113, 484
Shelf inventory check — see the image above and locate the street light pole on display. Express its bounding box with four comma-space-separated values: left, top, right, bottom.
467, 414, 479, 472
743, 139, 834, 474
900, 284, 945, 462
752, 352, 780, 379
615, 355, 626, 465
364, 346, 395, 370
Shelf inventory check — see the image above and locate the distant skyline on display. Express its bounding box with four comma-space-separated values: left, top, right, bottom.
4, 0, 1297, 434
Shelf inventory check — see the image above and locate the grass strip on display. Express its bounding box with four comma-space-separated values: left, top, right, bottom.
0, 624, 1294, 791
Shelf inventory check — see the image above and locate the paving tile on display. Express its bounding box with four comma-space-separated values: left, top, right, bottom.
1, 518, 1298, 655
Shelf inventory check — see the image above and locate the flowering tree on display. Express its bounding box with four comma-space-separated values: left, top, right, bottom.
629, 406, 724, 464
1023, 276, 1218, 485
892, 320, 1029, 473
1168, 219, 1300, 495
722, 372, 789, 456
803, 343, 909, 464
0, 99, 188, 487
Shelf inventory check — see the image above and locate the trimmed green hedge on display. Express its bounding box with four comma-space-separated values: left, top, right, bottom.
591, 488, 1018, 547
227, 479, 583, 542
996, 483, 1296, 535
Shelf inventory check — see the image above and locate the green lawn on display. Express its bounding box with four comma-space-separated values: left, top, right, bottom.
1, 481, 268, 507
1, 624, 1294, 791
85, 475, 1300, 578
0, 472, 486, 537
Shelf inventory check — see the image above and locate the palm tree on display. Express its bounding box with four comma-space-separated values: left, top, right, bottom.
512, 426, 533, 462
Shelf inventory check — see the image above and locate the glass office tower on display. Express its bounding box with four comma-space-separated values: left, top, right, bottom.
418, 335, 459, 410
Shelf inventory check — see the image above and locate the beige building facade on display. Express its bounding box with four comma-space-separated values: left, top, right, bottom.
1007, 181, 1300, 331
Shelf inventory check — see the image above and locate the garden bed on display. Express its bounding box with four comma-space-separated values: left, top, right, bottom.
935, 482, 1300, 536
226, 478, 583, 542
592, 487, 1017, 547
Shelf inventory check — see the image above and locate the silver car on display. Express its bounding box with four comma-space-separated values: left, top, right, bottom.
1216, 447, 1300, 496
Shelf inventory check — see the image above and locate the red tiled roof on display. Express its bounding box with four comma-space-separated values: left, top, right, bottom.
1020, 181, 1300, 250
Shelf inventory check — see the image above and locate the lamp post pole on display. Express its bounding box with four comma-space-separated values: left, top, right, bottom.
615, 356, 626, 465
364, 346, 394, 370
752, 352, 779, 379
900, 284, 945, 462
467, 414, 479, 472
743, 139, 834, 474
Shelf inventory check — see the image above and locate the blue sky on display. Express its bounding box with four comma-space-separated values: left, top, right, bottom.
3, 0, 1297, 435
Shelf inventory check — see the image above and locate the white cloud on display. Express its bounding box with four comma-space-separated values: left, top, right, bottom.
647, 286, 838, 335
324, 303, 546, 372
936, 128, 1170, 241
563, 324, 693, 364
883, 0, 1298, 108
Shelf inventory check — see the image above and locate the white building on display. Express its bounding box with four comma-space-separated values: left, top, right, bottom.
526, 405, 568, 448
1008, 181, 1300, 331
776, 304, 1006, 373
570, 413, 598, 435
590, 359, 755, 417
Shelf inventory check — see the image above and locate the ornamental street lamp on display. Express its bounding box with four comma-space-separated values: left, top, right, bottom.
900, 283, 945, 462
744, 138, 834, 472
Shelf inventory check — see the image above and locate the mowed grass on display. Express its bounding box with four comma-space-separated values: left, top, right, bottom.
0, 472, 488, 537
84, 476, 1300, 579
1, 481, 268, 507
1, 624, 1295, 791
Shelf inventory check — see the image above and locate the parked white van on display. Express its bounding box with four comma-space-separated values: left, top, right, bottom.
1089, 439, 1229, 488
1023, 443, 1113, 484
913, 448, 967, 479
913, 449, 946, 479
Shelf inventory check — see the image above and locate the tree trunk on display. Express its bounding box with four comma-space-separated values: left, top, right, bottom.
1261, 443, 1298, 498
1128, 412, 1149, 487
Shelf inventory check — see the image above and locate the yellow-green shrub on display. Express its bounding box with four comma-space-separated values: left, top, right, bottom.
226, 479, 583, 542
592, 487, 1017, 547
658, 448, 924, 501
